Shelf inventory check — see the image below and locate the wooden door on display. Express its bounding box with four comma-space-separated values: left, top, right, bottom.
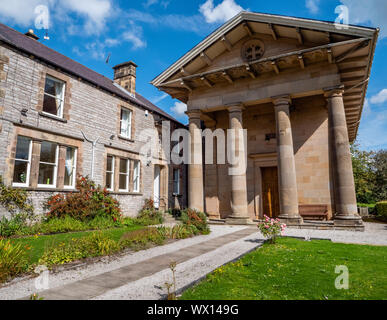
262, 167, 280, 218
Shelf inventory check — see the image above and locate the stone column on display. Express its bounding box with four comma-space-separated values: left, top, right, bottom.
324, 87, 363, 228
273, 96, 303, 225
203, 119, 220, 219
226, 105, 251, 225
186, 110, 204, 212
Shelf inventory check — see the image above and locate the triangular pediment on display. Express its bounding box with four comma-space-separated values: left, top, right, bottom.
152, 11, 376, 89
152, 11, 378, 143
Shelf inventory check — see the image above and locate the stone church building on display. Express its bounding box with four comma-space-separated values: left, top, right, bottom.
152, 12, 379, 229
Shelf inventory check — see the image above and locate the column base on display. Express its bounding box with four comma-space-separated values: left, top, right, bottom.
225, 216, 253, 225
279, 215, 304, 226
334, 214, 364, 228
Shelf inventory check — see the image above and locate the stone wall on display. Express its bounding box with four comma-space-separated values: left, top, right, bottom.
0, 43, 186, 218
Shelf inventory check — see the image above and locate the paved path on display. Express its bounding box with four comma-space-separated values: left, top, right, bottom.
0, 222, 385, 300
0, 225, 263, 300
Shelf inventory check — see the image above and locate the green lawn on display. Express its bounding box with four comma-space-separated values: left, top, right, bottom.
181, 238, 387, 300
10, 225, 144, 264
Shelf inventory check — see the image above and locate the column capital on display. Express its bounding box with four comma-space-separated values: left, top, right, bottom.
323, 85, 345, 98
272, 95, 291, 107
185, 109, 202, 121
227, 104, 245, 113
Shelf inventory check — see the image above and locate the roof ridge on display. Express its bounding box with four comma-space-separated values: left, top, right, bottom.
0, 22, 184, 126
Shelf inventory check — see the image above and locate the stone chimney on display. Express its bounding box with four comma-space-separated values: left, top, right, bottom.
25, 29, 39, 40
113, 61, 137, 95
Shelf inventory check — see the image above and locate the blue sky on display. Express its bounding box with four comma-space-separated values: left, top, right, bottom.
0, 0, 386, 150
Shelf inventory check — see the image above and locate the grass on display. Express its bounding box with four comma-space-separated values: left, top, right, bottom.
9, 225, 144, 264
180, 238, 387, 300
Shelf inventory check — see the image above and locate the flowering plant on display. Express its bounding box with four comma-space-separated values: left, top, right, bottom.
257, 215, 286, 244
45, 176, 122, 222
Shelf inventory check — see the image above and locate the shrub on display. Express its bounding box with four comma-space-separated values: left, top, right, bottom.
0, 214, 30, 238
120, 227, 166, 250
45, 176, 121, 222
257, 215, 286, 244
38, 232, 120, 267
0, 239, 28, 283
0, 177, 34, 217
358, 203, 377, 215
376, 201, 387, 221
169, 224, 199, 239
180, 208, 209, 234
136, 198, 164, 226
30, 216, 88, 235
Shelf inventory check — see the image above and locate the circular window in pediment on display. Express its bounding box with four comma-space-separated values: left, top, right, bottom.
242, 39, 265, 62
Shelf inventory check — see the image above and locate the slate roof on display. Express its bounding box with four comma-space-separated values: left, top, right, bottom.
0, 23, 184, 126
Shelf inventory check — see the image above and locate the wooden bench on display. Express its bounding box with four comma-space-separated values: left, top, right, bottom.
299, 205, 328, 221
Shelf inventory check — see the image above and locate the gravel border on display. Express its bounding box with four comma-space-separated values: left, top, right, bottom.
0, 225, 247, 300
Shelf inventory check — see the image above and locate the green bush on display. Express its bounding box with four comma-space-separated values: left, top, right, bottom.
0, 239, 28, 283
358, 203, 377, 215
120, 227, 166, 250
375, 201, 387, 221
45, 176, 121, 222
0, 177, 34, 216
0, 214, 30, 238
180, 208, 210, 234
38, 232, 120, 267
136, 198, 164, 226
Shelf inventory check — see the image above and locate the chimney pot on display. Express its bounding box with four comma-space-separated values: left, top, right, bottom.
25, 29, 39, 40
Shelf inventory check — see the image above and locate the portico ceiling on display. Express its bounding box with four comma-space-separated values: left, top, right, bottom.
151, 12, 379, 143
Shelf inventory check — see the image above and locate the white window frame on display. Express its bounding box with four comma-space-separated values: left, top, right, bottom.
37, 142, 59, 189
133, 160, 141, 193
43, 75, 65, 119
106, 155, 115, 191
120, 108, 132, 139
173, 168, 180, 195
119, 158, 130, 192
12, 137, 33, 188
64, 147, 77, 190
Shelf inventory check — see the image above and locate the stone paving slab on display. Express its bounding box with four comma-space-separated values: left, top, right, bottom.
20, 227, 257, 300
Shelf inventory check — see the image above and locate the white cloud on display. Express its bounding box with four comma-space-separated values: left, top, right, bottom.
123, 24, 147, 50
339, 0, 387, 38
125, 9, 211, 35
305, 0, 320, 14
0, 0, 112, 35
152, 93, 169, 104
199, 0, 244, 24
171, 102, 187, 116
143, 0, 158, 8
358, 106, 387, 150
62, 0, 112, 34
370, 89, 387, 104
0, 0, 54, 26
143, 0, 169, 9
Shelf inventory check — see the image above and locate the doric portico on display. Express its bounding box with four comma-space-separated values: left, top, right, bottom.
152, 11, 378, 229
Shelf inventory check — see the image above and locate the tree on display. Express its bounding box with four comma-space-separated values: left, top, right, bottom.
351, 143, 375, 203
372, 150, 387, 202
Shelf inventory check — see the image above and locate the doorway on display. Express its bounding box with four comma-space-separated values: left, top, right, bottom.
261, 167, 280, 218
154, 165, 161, 209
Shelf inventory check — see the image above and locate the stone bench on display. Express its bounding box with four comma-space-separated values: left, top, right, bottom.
299, 205, 328, 221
